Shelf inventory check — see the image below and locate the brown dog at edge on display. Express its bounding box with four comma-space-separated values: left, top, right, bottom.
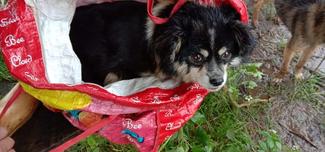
274, 0, 325, 81
253, 0, 325, 80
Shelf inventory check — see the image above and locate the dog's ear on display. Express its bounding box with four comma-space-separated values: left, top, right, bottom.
220, 4, 241, 21
150, 29, 184, 76
230, 21, 255, 57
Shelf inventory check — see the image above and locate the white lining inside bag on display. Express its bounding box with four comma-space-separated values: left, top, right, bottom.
24, 0, 181, 96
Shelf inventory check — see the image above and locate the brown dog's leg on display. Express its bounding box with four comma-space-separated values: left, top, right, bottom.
295, 45, 318, 80
275, 37, 300, 82
252, 0, 266, 27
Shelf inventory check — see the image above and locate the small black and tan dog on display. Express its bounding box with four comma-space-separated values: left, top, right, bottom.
274, 0, 325, 81
69, 1, 255, 91
10, 2, 255, 151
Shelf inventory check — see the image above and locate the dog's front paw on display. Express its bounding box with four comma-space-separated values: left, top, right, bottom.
273, 77, 284, 83
273, 72, 287, 83
273, 17, 281, 25
294, 72, 304, 80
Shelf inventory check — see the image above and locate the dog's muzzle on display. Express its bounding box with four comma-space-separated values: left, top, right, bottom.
209, 78, 224, 86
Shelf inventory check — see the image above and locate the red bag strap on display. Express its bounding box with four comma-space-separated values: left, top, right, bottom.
147, 0, 187, 24
223, 0, 248, 24
50, 115, 117, 152
147, 0, 249, 24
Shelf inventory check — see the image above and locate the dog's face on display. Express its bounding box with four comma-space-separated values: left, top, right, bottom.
148, 2, 255, 91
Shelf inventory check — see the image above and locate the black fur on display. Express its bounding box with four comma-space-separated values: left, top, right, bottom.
70, 1, 152, 85
70, 1, 254, 87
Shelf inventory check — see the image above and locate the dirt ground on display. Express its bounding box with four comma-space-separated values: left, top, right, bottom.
250, 9, 325, 152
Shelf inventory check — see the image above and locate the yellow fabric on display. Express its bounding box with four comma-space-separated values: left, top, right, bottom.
20, 82, 91, 110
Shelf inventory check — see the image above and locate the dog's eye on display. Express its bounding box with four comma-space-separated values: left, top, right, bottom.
190, 53, 205, 65
221, 51, 232, 60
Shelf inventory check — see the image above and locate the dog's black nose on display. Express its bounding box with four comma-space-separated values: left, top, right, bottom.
210, 78, 224, 86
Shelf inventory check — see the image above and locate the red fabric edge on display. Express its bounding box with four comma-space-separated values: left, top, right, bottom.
50, 115, 118, 152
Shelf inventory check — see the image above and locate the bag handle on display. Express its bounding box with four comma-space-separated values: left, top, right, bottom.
147, 0, 186, 24
50, 115, 117, 152
146, 0, 248, 24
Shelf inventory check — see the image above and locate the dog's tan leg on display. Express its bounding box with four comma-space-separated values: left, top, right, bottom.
0, 83, 39, 136
274, 37, 300, 82
252, 0, 266, 27
294, 45, 318, 80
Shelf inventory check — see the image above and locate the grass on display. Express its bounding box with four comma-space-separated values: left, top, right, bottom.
262, 2, 277, 21
290, 75, 324, 106
67, 135, 136, 152
67, 63, 320, 152
0, 1, 13, 82
277, 38, 287, 52
266, 74, 325, 109
163, 93, 258, 152
0, 54, 14, 81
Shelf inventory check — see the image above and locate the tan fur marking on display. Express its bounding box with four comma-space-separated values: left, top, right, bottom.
218, 47, 227, 56
200, 49, 209, 58
174, 62, 188, 76
146, 1, 172, 40
155, 70, 168, 80
171, 39, 182, 61
230, 57, 242, 66
306, 4, 317, 43
104, 73, 119, 85
182, 67, 207, 83
208, 29, 215, 49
